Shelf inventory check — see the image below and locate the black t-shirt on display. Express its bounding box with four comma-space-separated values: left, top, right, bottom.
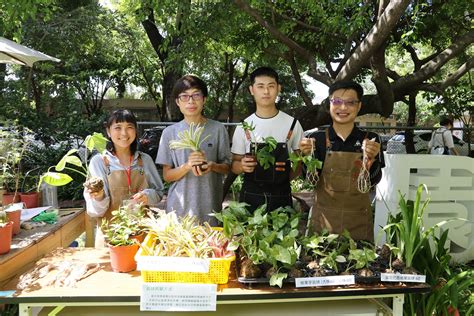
306, 125, 385, 185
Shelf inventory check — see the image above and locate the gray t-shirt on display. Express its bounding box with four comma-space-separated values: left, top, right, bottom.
156, 119, 231, 224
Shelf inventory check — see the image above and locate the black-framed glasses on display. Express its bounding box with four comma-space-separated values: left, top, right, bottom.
330, 98, 360, 107
178, 93, 204, 102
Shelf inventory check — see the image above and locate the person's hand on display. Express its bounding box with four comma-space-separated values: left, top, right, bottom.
87, 188, 105, 201
241, 156, 257, 173
363, 138, 380, 160
185, 151, 207, 176
194, 161, 214, 176
299, 137, 314, 156
132, 191, 148, 205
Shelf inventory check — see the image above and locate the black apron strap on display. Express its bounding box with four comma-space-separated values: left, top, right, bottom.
286, 118, 297, 142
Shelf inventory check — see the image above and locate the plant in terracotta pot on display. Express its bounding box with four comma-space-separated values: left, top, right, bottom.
0, 209, 13, 254
0, 125, 30, 206
19, 168, 41, 209
100, 206, 145, 273
37, 132, 108, 195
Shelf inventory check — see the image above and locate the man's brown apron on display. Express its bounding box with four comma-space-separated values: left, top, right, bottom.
309, 130, 373, 241
94, 155, 148, 248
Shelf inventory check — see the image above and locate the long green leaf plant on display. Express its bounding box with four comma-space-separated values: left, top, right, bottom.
37, 132, 108, 190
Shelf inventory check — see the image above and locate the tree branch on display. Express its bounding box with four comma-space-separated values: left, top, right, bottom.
370, 43, 394, 118
285, 51, 314, 107
233, 0, 313, 61
141, 10, 166, 63
336, 0, 411, 81
393, 30, 474, 92
420, 58, 474, 93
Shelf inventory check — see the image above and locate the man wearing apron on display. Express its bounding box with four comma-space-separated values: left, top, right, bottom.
299, 82, 384, 241
231, 67, 304, 212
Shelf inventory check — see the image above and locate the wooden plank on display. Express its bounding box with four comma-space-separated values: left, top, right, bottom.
0, 245, 38, 288
0, 209, 86, 288
60, 212, 85, 247
84, 214, 95, 247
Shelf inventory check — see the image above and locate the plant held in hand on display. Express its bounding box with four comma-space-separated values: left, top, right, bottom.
169, 122, 210, 171
37, 133, 108, 192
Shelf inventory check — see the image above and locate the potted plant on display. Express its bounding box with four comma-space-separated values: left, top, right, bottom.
169, 122, 210, 172
0, 125, 29, 206
37, 132, 108, 194
19, 168, 41, 209
240, 121, 278, 170
0, 209, 13, 254
101, 206, 145, 273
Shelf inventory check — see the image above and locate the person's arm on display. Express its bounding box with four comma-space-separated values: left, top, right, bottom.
197, 123, 231, 176
138, 154, 165, 206
444, 131, 459, 155
230, 123, 256, 175
231, 154, 257, 174
363, 135, 383, 186
84, 154, 110, 217
289, 120, 304, 180
162, 151, 204, 182
205, 161, 230, 174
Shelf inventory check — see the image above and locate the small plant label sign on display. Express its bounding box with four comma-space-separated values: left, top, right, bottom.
140, 283, 217, 311
136, 256, 210, 273
295, 275, 355, 288
381, 273, 426, 283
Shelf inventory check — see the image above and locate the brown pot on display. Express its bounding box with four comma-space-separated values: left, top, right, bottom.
0, 221, 13, 254
108, 243, 139, 273
20, 192, 39, 209
2, 193, 20, 206
6, 209, 21, 236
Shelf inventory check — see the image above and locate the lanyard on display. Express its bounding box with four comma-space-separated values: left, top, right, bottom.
125, 155, 133, 193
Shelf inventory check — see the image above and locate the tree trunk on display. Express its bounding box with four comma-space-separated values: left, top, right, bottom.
162, 70, 183, 121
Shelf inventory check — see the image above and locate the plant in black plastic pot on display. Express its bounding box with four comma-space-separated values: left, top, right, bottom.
241, 121, 277, 170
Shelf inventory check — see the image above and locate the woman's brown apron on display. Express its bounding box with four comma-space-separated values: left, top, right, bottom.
309, 130, 373, 241
94, 155, 148, 248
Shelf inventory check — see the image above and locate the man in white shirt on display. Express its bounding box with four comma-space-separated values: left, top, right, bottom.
231, 67, 304, 212
428, 117, 459, 155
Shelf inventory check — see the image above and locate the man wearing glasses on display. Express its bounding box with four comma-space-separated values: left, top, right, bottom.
156, 75, 231, 225
299, 81, 384, 241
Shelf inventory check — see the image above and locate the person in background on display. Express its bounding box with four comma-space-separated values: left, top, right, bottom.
299, 81, 384, 241
231, 66, 304, 212
428, 117, 459, 155
156, 75, 231, 224
84, 109, 164, 247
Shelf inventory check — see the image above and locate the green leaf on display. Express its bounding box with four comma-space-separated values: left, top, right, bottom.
55, 149, 78, 171
227, 241, 239, 251
269, 272, 287, 288
273, 245, 292, 264
40, 172, 74, 187
85, 132, 108, 153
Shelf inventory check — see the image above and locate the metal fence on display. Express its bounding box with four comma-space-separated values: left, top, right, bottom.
137, 122, 473, 157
